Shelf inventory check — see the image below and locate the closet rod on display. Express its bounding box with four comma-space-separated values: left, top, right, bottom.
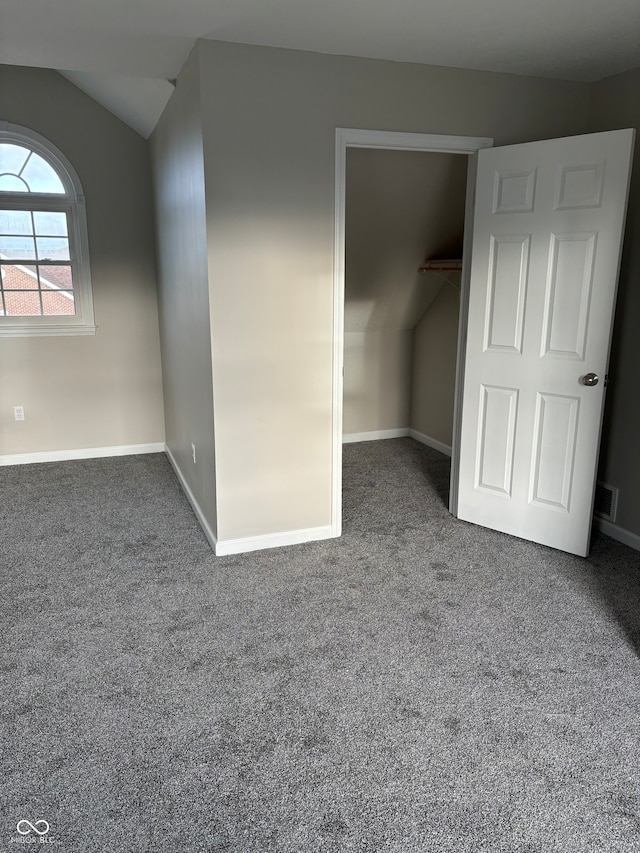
417, 258, 463, 273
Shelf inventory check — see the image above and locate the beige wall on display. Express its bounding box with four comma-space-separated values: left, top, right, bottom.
343, 330, 413, 434
344, 148, 467, 435
196, 39, 589, 541
411, 278, 461, 446
589, 66, 640, 538
0, 66, 164, 455
151, 50, 218, 535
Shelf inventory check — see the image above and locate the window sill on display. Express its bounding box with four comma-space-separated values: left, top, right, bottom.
0, 323, 97, 337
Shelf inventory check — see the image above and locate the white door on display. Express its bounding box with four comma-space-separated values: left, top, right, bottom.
455, 129, 635, 557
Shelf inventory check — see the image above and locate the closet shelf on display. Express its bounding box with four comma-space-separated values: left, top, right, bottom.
418, 258, 463, 273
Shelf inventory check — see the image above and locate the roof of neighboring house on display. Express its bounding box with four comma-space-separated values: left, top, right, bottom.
0, 261, 74, 316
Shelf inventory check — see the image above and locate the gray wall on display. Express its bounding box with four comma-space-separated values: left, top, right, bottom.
196, 38, 589, 541
589, 66, 640, 538
0, 65, 165, 455
151, 50, 217, 535
344, 148, 467, 436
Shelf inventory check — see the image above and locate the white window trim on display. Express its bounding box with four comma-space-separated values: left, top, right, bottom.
0, 122, 95, 337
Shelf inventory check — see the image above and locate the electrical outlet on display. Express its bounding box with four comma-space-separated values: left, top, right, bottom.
14, 406, 25, 422
191, 442, 196, 464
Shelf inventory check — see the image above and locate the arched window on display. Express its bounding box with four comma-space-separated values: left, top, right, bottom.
0, 123, 94, 336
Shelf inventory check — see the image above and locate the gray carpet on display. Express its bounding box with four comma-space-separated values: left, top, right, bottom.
1, 438, 640, 852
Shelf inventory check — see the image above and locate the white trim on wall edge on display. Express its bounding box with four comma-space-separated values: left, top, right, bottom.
593, 518, 640, 553
343, 428, 409, 443
164, 445, 218, 552
408, 429, 452, 457
216, 525, 336, 557
0, 442, 165, 466
332, 129, 494, 541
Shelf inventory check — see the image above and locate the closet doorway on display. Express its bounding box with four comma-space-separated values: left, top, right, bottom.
332, 130, 493, 535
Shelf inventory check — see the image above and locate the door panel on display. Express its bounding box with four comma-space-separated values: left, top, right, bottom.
456, 129, 635, 556
476, 384, 518, 496
529, 392, 579, 511
542, 232, 596, 359
485, 235, 530, 352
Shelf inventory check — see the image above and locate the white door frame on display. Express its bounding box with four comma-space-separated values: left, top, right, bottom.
332, 128, 494, 536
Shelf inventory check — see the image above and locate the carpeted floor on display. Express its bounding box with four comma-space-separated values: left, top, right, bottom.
1, 438, 639, 852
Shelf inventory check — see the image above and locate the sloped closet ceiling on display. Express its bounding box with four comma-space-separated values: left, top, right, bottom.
343, 147, 468, 437
345, 147, 468, 333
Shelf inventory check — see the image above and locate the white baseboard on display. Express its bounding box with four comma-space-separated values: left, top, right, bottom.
216, 525, 337, 557
165, 448, 336, 556
164, 445, 218, 552
341, 427, 453, 458
0, 442, 165, 467
593, 517, 640, 553
408, 429, 452, 457
343, 428, 410, 444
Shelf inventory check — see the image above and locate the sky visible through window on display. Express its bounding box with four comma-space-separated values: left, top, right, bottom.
0, 143, 66, 194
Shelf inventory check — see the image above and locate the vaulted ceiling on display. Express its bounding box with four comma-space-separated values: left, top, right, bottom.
2, 0, 639, 137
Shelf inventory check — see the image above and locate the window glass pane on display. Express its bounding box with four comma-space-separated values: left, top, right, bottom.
0, 144, 30, 174
0, 134, 91, 332
0, 210, 33, 235
40, 265, 73, 290
0, 175, 29, 193
21, 153, 65, 194
4, 290, 41, 316
33, 211, 67, 236
0, 235, 36, 259
36, 237, 69, 261
42, 290, 75, 316
1, 263, 39, 289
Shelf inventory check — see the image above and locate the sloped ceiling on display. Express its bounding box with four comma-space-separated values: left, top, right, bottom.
345, 148, 467, 333
59, 72, 174, 139
3, 0, 639, 83
2, 0, 639, 140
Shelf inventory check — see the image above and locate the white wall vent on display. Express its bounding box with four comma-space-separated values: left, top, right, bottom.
594, 481, 619, 522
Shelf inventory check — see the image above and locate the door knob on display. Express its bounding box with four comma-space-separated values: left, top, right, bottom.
581, 372, 599, 386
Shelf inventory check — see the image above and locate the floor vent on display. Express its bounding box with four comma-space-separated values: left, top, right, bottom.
594, 481, 618, 522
